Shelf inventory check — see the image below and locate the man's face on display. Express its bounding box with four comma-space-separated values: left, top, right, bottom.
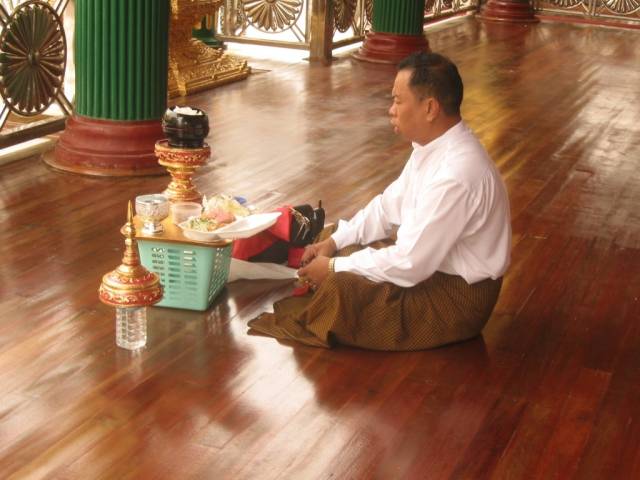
388, 69, 432, 144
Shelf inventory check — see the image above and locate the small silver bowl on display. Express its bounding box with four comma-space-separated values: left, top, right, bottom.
135, 194, 169, 234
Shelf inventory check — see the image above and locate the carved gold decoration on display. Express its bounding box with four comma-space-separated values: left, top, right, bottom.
168, 0, 250, 98
99, 201, 163, 308
365, 0, 373, 24
242, 0, 303, 32
223, 1, 248, 36
155, 139, 210, 203
425, 0, 478, 16
0, 0, 72, 129
334, 0, 357, 33
543, 0, 640, 20
602, 0, 640, 13
546, 0, 581, 6
546, 0, 640, 12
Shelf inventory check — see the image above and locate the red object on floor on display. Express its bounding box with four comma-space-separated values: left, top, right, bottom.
287, 247, 305, 269
291, 282, 311, 296
232, 206, 292, 260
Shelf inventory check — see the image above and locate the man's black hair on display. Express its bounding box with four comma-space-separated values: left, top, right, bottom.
397, 52, 463, 116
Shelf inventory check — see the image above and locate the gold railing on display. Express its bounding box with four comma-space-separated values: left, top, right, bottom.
0, 0, 73, 148
217, 0, 370, 61
534, 0, 640, 24
425, 0, 479, 22
217, 0, 483, 62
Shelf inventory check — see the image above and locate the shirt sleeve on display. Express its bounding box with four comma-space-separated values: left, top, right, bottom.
333, 179, 479, 287
331, 160, 410, 250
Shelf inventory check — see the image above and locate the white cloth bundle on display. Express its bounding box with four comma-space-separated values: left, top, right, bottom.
227, 258, 297, 283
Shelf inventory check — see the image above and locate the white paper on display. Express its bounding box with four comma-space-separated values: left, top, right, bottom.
228, 258, 297, 282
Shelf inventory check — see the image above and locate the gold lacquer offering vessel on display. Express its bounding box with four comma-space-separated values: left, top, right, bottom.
156, 106, 211, 203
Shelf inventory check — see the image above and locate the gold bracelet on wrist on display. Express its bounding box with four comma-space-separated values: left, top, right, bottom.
328, 257, 336, 273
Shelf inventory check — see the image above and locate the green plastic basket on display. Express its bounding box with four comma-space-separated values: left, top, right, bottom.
138, 239, 231, 311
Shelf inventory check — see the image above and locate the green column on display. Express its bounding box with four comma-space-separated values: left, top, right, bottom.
51, 0, 170, 176
75, 0, 169, 121
353, 0, 428, 64
372, 0, 426, 35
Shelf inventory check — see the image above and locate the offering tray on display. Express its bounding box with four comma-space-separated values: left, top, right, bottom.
133, 215, 231, 248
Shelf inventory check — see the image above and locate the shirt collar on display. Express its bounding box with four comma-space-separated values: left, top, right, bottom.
411, 120, 466, 155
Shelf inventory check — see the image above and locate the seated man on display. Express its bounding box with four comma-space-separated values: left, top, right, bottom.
248, 51, 511, 351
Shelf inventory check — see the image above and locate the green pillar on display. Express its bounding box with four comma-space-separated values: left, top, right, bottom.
75, 0, 168, 120
353, 0, 429, 64
373, 0, 426, 35
50, 0, 170, 176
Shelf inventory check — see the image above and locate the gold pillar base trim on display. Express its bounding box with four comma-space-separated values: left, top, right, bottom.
51, 116, 166, 177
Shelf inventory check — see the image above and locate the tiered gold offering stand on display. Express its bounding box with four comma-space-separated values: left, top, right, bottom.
155, 140, 210, 203
168, 0, 250, 98
99, 202, 163, 307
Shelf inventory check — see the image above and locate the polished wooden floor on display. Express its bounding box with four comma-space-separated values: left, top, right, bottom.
2, 18, 640, 479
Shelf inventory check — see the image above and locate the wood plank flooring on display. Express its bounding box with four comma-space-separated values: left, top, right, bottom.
1, 18, 640, 479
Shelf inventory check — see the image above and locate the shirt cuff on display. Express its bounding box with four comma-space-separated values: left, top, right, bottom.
335, 247, 379, 274
332, 256, 350, 274
330, 219, 357, 250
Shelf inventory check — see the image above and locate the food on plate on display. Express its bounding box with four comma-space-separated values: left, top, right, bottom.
183, 216, 222, 232
203, 208, 235, 224
183, 194, 253, 234
204, 194, 250, 223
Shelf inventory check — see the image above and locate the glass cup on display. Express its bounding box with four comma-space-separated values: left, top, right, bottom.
171, 201, 202, 225
135, 194, 169, 234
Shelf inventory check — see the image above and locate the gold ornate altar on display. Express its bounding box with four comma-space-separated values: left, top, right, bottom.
169, 0, 251, 98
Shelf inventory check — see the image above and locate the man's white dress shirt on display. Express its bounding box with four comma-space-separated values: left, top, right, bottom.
331, 121, 511, 287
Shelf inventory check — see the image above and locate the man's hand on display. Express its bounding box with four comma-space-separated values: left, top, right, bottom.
298, 256, 331, 289
301, 238, 337, 266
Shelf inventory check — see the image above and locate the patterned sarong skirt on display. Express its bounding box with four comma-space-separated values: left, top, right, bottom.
248, 245, 502, 351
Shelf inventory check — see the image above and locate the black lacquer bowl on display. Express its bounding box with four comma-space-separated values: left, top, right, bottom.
162, 106, 210, 148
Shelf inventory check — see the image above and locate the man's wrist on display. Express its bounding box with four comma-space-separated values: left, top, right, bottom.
328, 257, 336, 273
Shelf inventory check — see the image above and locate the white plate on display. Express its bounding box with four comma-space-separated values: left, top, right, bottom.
179, 211, 282, 242
179, 225, 222, 242
213, 211, 282, 239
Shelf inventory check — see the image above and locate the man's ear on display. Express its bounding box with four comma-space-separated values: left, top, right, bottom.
425, 97, 440, 122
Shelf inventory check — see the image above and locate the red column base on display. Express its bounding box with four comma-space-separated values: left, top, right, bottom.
47, 115, 166, 177
477, 0, 539, 23
352, 31, 429, 65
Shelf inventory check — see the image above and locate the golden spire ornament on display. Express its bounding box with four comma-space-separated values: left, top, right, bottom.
99, 201, 163, 350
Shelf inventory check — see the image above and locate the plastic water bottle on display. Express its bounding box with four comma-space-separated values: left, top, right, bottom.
115, 307, 147, 350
